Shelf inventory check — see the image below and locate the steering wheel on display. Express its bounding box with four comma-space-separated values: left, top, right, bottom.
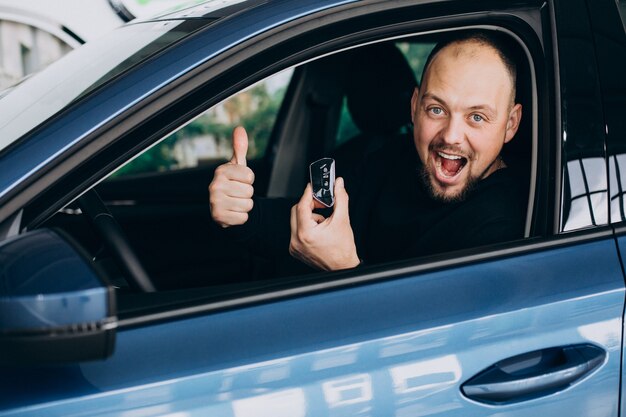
78, 189, 156, 292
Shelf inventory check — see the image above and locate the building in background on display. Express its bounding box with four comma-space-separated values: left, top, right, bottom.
0, 0, 203, 89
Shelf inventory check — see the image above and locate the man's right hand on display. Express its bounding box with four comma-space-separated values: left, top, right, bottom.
209, 126, 255, 228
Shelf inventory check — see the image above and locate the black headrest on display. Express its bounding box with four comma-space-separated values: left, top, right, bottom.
345, 44, 417, 135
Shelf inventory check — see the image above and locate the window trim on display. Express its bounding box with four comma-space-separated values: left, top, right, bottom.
118, 227, 614, 329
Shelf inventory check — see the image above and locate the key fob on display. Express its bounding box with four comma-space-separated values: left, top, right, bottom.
309, 157, 335, 207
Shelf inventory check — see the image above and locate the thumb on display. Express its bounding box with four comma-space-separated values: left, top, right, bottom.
231, 126, 248, 166
331, 177, 350, 222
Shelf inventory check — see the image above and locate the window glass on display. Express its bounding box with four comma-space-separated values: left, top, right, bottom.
112, 68, 293, 177
562, 157, 608, 231
609, 153, 626, 223
334, 41, 434, 147
593, 0, 626, 224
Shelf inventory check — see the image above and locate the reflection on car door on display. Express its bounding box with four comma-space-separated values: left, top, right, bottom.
4, 235, 622, 416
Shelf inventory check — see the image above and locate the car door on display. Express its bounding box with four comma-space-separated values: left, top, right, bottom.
584, 0, 626, 413
1, 0, 625, 416
1, 237, 623, 416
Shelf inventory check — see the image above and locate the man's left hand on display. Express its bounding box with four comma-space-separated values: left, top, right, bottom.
289, 177, 360, 271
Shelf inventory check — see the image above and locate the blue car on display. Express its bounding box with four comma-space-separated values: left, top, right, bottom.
1, 0, 626, 415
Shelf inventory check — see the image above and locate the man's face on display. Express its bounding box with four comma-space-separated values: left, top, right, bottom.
411, 41, 522, 202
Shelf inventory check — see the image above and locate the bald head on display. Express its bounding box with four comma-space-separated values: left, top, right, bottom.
421, 31, 519, 108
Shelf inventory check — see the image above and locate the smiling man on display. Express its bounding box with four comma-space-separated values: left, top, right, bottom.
209, 30, 526, 273
414, 33, 522, 204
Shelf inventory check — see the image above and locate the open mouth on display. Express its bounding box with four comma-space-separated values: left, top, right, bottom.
434, 151, 468, 179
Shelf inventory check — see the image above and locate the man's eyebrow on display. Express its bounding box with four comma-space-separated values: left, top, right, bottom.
468, 104, 497, 118
422, 92, 445, 104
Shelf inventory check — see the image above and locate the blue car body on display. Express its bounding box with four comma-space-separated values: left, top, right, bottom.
0, 0, 625, 416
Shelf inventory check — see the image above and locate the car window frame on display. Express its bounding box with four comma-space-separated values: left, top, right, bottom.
108, 66, 297, 179
116, 12, 548, 320
17, 1, 563, 324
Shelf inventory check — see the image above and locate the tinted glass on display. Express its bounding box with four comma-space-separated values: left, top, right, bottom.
556, 0, 608, 232
587, 0, 626, 224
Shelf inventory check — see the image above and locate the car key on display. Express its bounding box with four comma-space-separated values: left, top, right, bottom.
309, 157, 336, 207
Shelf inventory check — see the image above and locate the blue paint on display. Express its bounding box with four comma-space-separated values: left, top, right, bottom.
1, 238, 623, 416
0, 230, 109, 330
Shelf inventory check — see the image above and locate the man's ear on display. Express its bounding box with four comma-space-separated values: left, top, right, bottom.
410, 87, 420, 124
504, 103, 522, 144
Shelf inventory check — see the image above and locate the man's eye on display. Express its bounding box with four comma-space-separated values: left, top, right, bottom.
471, 114, 484, 122
430, 107, 443, 115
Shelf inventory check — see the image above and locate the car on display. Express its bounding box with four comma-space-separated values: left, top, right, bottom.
0, 0, 625, 415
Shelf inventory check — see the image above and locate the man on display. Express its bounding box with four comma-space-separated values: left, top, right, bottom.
209, 30, 525, 273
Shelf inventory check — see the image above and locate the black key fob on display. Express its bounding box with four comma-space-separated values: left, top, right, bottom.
309, 157, 335, 207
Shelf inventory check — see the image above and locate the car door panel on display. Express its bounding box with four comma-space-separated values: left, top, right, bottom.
1, 235, 622, 416
611, 232, 626, 417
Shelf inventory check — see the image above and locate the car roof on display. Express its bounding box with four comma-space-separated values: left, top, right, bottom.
137, 0, 267, 21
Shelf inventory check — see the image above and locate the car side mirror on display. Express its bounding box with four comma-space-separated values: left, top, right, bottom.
0, 229, 116, 364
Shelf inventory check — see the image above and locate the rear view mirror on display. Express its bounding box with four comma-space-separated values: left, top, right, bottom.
0, 229, 116, 364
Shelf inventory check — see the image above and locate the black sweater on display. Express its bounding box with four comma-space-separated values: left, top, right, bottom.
218, 134, 526, 275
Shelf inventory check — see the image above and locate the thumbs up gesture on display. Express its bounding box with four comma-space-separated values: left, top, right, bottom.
209, 126, 255, 228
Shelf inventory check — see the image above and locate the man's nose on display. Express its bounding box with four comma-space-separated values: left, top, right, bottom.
441, 115, 465, 145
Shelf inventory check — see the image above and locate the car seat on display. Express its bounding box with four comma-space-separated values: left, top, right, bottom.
332, 42, 418, 173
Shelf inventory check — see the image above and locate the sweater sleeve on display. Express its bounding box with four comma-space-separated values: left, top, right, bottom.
210, 196, 297, 259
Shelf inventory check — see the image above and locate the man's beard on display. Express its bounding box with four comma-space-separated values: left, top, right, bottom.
418, 165, 479, 203
417, 156, 501, 204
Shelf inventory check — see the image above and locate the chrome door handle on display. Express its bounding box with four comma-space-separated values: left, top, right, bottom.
461, 344, 605, 404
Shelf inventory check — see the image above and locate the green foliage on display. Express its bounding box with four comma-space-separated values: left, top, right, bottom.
112, 82, 287, 177
335, 97, 359, 147
396, 42, 436, 84
239, 84, 283, 159
113, 137, 179, 177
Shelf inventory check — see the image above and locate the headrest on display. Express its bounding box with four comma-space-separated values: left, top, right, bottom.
345, 43, 417, 135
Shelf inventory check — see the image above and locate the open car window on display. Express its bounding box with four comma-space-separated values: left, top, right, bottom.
47, 28, 536, 312
110, 68, 294, 177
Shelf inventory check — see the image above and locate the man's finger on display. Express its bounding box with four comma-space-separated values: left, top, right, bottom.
290, 204, 298, 235
217, 164, 254, 185
330, 177, 350, 222
296, 183, 316, 231
230, 126, 248, 166
312, 213, 326, 224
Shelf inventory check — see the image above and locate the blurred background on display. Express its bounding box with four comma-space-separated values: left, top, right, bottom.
0, 0, 205, 89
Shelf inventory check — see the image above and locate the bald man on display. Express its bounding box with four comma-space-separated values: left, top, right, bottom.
209, 30, 525, 274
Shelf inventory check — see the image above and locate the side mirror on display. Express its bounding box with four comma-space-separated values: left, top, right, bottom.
0, 229, 116, 364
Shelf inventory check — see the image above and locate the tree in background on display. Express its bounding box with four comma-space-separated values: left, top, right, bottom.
113, 82, 287, 177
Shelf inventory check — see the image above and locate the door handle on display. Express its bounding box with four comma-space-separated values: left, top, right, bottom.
461, 344, 605, 404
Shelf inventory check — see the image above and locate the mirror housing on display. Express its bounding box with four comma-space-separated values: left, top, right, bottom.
0, 229, 116, 364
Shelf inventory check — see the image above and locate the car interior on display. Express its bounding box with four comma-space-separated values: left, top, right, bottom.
40, 30, 536, 310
